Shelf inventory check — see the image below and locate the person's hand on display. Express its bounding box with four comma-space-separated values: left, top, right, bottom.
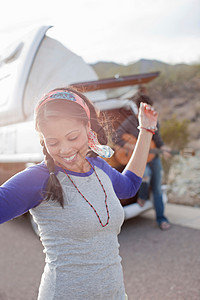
160, 145, 172, 159
138, 102, 158, 130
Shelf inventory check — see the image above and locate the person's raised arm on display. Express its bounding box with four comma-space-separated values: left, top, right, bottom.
124, 102, 158, 177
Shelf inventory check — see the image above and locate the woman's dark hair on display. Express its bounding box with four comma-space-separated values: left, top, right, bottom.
134, 93, 153, 108
35, 87, 107, 208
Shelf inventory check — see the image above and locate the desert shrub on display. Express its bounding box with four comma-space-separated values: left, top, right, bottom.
160, 114, 189, 149
160, 115, 190, 182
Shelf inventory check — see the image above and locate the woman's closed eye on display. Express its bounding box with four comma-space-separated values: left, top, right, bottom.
68, 135, 79, 141
48, 141, 59, 147
46, 136, 78, 147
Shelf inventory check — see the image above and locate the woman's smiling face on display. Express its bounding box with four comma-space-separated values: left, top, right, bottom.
40, 117, 90, 172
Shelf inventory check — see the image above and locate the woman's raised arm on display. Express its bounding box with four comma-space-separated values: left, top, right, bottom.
124, 102, 158, 178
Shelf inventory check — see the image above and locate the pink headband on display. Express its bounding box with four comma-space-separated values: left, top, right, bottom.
36, 89, 90, 119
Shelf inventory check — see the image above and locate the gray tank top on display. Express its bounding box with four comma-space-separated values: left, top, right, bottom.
30, 166, 126, 300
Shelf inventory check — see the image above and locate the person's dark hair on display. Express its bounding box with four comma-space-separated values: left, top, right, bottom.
35, 87, 107, 208
134, 93, 153, 109
138, 85, 147, 95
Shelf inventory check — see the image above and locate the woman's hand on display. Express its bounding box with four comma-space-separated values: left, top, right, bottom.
138, 102, 158, 130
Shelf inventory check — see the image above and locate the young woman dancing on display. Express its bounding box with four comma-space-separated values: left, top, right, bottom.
0, 87, 158, 299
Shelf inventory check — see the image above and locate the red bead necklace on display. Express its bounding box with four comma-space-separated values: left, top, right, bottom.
61, 160, 110, 227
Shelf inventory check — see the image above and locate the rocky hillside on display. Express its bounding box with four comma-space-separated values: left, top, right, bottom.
167, 154, 200, 207
92, 59, 192, 79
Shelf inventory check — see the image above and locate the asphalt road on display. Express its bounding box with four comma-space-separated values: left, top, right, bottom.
0, 215, 200, 300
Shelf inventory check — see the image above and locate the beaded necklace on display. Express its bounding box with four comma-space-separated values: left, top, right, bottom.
61, 160, 110, 227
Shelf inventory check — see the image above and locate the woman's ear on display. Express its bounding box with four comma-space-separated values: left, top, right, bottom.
40, 136, 45, 147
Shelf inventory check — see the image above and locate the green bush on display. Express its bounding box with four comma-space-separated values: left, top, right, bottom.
160, 115, 190, 182
160, 115, 189, 149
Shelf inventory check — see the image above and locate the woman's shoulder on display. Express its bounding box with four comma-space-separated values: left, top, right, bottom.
88, 156, 108, 169
19, 161, 49, 177
87, 156, 114, 176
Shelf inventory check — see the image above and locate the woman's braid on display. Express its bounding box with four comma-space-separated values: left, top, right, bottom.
41, 141, 64, 208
